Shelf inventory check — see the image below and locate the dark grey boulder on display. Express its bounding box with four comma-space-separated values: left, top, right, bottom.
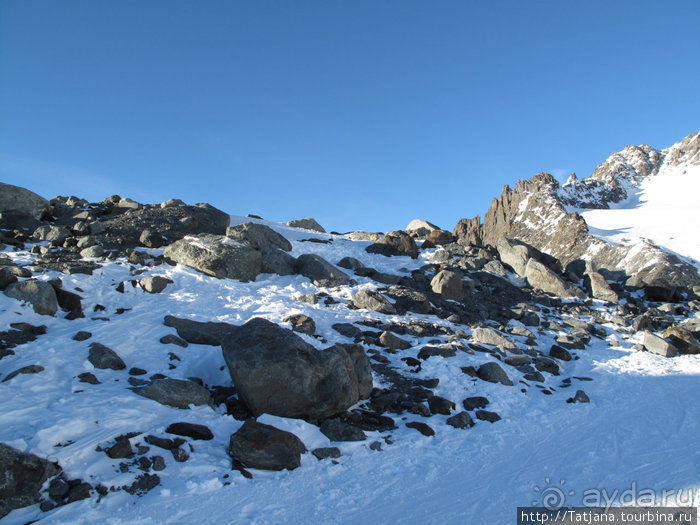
476, 362, 513, 386
533, 356, 560, 376
229, 421, 306, 471
319, 419, 367, 442
4, 279, 58, 316
351, 289, 396, 314
0, 182, 49, 220
2, 365, 44, 383
226, 222, 292, 252
260, 247, 297, 276
446, 411, 475, 429
378, 331, 411, 350
337, 257, 365, 270
386, 286, 432, 315
0, 268, 18, 291
164, 234, 261, 281
222, 318, 372, 419
139, 229, 166, 248
405, 421, 435, 436
0, 443, 60, 519
428, 396, 455, 415
567, 390, 590, 403
55, 288, 84, 319
332, 323, 363, 339
366, 230, 418, 259
163, 315, 236, 346
549, 345, 573, 361
88, 343, 126, 370
295, 254, 349, 287
133, 378, 212, 409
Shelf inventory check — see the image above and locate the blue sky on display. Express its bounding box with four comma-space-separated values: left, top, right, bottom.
1, 1, 698, 233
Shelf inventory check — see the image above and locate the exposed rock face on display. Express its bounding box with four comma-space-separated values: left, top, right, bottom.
229, 421, 306, 471
222, 318, 372, 419
286, 218, 326, 233
453, 141, 700, 289
4, 280, 59, 316
226, 222, 292, 252
366, 231, 419, 259
294, 254, 349, 287
0, 182, 49, 220
452, 216, 482, 246
163, 234, 262, 282
0, 443, 60, 519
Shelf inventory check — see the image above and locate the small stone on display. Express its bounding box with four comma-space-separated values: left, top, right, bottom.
427, 396, 455, 415
165, 422, 214, 441
48, 477, 70, 500
159, 334, 189, 347
106, 439, 134, 459
406, 421, 435, 436
129, 367, 147, 376
446, 411, 475, 429
567, 390, 590, 404
78, 372, 100, 384
283, 314, 316, 335
72, 331, 92, 341
312, 447, 341, 460
151, 456, 166, 471
462, 396, 489, 411
171, 447, 189, 462
2, 365, 44, 382
88, 342, 126, 370
475, 410, 501, 423
320, 419, 366, 442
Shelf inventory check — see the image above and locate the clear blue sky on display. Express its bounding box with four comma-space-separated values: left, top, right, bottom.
1, 1, 698, 233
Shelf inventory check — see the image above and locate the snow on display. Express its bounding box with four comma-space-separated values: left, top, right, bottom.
567, 164, 700, 268
1, 220, 699, 524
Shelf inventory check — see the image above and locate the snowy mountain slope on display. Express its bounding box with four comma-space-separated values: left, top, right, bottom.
1, 216, 699, 524
560, 132, 700, 267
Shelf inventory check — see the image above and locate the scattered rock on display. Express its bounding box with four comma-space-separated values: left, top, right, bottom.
366, 230, 419, 259
132, 378, 212, 409
405, 219, 440, 238
332, 323, 362, 339
584, 271, 619, 303
351, 289, 396, 314
320, 419, 367, 442
427, 396, 455, 415
159, 334, 189, 347
567, 390, 590, 403
337, 257, 365, 270
312, 447, 341, 460
525, 259, 585, 299
475, 410, 501, 423
165, 422, 214, 440
446, 411, 475, 429
284, 314, 316, 335
106, 438, 134, 459
124, 473, 160, 495
663, 326, 700, 355
476, 362, 513, 386
471, 327, 517, 351
378, 331, 411, 350
229, 420, 306, 471
295, 254, 349, 287
88, 342, 126, 370
140, 275, 173, 294
405, 421, 435, 436
78, 372, 100, 384
226, 222, 292, 252
463, 396, 489, 411
549, 345, 573, 361
2, 365, 44, 382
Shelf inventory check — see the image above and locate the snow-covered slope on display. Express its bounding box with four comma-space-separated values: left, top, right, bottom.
1, 220, 699, 524
561, 132, 700, 268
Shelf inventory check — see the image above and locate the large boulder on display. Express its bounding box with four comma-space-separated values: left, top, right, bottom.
4, 280, 58, 316
164, 234, 261, 281
286, 218, 326, 233
365, 230, 419, 259
496, 237, 531, 277
226, 222, 292, 252
0, 183, 49, 220
0, 443, 60, 519
583, 271, 619, 303
525, 259, 584, 299
294, 254, 349, 287
229, 421, 306, 471
260, 247, 297, 276
642, 331, 678, 357
430, 270, 463, 301
222, 318, 372, 419
471, 327, 517, 351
